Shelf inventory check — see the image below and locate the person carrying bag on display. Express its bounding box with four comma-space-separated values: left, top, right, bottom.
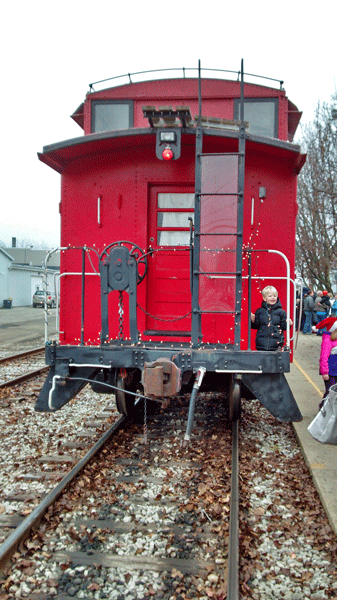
308, 384, 337, 444
308, 317, 337, 444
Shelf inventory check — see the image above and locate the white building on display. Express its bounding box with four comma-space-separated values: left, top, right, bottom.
0, 247, 59, 308
0, 248, 13, 305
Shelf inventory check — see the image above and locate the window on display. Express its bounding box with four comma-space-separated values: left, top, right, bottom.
157, 193, 194, 246
91, 101, 133, 133
234, 98, 278, 138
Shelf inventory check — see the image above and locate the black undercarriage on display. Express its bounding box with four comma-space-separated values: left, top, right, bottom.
35, 341, 302, 423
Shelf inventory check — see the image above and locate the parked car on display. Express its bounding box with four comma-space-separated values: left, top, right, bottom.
32, 290, 56, 308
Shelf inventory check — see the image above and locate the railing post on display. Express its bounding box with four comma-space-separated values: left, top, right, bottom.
81, 247, 85, 345
247, 249, 252, 350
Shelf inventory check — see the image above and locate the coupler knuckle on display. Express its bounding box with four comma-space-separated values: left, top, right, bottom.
142, 358, 181, 397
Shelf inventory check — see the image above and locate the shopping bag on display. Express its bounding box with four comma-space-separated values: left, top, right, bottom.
307, 384, 337, 444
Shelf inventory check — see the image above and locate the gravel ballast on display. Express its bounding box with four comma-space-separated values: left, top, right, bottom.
0, 368, 336, 598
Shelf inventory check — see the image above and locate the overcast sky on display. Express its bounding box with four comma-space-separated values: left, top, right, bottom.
1, 0, 336, 249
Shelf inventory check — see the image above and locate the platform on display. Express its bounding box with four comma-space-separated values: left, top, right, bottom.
288, 331, 337, 535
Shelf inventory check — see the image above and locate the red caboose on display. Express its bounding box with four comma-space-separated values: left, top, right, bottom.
37, 63, 305, 427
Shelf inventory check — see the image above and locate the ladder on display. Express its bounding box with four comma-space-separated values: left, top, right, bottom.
191, 60, 246, 349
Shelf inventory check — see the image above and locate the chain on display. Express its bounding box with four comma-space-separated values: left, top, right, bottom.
118, 291, 124, 340
143, 399, 148, 445
86, 249, 99, 274
137, 304, 191, 322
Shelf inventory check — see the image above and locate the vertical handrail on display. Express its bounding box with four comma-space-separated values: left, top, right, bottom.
234, 59, 246, 350
247, 250, 252, 350
191, 59, 203, 346
42, 268, 48, 345
267, 249, 291, 348
250, 249, 292, 347
43, 246, 100, 344
294, 277, 303, 349
188, 217, 194, 295
43, 247, 67, 344
81, 248, 86, 345
54, 272, 100, 338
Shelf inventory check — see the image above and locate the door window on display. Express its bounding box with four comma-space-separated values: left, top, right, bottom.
156, 193, 195, 246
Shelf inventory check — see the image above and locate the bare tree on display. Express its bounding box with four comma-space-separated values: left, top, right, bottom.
296, 92, 337, 291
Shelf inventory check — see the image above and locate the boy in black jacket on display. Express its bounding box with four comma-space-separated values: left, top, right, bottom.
251, 285, 291, 351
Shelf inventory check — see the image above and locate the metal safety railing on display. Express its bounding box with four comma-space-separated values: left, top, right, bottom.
42, 246, 100, 344
247, 249, 291, 349
88, 64, 284, 93
208, 248, 294, 350
43, 246, 296, 349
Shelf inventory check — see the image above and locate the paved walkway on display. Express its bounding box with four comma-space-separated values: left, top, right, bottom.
0, 306, 57, 353
288, 331, 337, 535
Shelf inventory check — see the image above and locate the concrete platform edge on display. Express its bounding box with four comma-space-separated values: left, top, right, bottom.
287, 337, 337, 537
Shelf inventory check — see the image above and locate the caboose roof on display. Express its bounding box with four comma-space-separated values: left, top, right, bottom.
70, 76, 302, 141
38, 126, 305, 174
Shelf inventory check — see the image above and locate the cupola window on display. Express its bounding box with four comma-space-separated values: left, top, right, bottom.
91, 100, 133, 133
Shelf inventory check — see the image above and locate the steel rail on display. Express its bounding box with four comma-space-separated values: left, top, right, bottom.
0, 347, 44, 365
0, 367, 49, 389
0, 415, 127, 570
227, 418, 240, 600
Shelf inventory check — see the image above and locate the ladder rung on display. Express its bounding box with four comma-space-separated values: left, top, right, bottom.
197, 271, 242, 275
199, 192, 240, 196
196, 310, 240, 315
197, 232, 242, 236
143, 330, 191, 337
199, 152, 240, 157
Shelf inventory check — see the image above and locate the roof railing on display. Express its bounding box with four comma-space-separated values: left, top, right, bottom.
88, 66, 284, 93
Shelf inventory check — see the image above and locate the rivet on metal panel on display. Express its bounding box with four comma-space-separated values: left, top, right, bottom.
133, 350, 144, 367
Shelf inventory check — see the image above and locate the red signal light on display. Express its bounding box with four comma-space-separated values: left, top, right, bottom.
162, 146, 173, 161
156, 128, 181, 160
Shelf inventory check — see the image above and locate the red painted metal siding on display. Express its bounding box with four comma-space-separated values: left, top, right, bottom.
57, 131, 298, 348
58, 140, 197, 344
39, 77, 303, 350
242, 147, 297, 350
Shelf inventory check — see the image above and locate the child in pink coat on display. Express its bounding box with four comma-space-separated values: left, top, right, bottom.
315, 317, 337, 401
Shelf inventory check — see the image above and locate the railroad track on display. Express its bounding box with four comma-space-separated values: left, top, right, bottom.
0, 392, 240, 599
0, 347, 45, 365
0, 366, 49, 389
0, 416, 126, 567
0, 347, 46, 389
1, 357, 336, 598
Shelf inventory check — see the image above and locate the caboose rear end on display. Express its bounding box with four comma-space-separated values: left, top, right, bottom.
36, 62, 305, 425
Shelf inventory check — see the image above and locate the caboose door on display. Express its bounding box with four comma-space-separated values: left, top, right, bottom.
144, 185, 194, 339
